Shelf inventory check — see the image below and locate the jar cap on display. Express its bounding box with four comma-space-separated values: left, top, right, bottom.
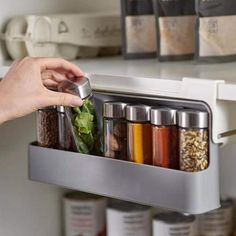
177, 110, 208, 128
57, 106, 65, 113
151, 108, 177, 126
126, 104, 151, 122
58, 76, 92, 100
103, 102, 127, 118
154, 212, 195, 224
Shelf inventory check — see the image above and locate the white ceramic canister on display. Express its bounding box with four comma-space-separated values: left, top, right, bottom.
153, 212, 197, 236
64, 192, 107, 236
107, 200, 152, 236
199, 198, 234, 236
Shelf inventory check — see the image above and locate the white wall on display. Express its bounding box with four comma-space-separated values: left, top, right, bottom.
0, 1, 118, 236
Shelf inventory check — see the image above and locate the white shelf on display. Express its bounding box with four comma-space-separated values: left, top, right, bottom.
74, 56, 236, 82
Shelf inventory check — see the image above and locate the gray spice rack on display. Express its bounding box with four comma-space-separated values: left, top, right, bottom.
28, 143, 219, 214
29, 80, 230, 214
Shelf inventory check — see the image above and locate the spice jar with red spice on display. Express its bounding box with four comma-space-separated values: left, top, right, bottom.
151, 108, 178, 169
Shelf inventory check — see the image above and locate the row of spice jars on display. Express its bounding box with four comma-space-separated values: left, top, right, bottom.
103, 102, 209, 172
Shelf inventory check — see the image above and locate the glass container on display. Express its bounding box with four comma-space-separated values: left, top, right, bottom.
151, 108, 178, 169
103, 102, 127, 160
58, 76, 101, 155
126, 104, 152, 165
36, 106, 59, 149
178, 110, 209, 172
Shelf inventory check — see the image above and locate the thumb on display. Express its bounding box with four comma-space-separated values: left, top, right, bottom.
46, 91, 83, 107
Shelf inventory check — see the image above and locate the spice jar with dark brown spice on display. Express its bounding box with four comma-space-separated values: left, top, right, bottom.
103, 102, 127, 160
36, 106, 59, 149
178, 110, 209, 172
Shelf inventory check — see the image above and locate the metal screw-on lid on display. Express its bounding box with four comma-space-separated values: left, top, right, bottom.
126, 104, 151, 122
154, 212, 195, 224
58, 76, 92, 100
151, 108, 177, 126
103, 102, 127, 119
177, 110, 208, 129
57, 106, 65, 113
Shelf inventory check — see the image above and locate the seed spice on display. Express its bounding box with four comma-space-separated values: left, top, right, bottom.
180, 128, 209, 172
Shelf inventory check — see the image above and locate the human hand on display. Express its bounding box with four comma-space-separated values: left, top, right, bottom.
0, 57, 84, 124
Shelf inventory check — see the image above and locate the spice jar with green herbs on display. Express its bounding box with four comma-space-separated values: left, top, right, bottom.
103, 102, 127, 160
36, 106, 59, 149
58, 77, 101, 155
178, 110, 209, 172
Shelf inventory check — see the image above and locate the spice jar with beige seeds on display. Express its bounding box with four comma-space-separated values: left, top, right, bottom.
178, 110, 209, 172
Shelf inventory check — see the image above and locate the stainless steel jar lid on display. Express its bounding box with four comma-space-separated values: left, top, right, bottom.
126, 104, 151, 122
108, 199, 151, 212
57, 106, 65, 113
151, 108, 177, 126
103, 102, 127, 119
177, 110, 208, 129
154, 212, 195, 224
58, 76, 92, 100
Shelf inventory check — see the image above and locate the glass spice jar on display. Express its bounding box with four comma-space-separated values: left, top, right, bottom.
58, 77, 101, 155
57, 106, 76, 151
36, 106, 59, 149
177, 110, 209, 172
126, 104, 152, 165
151, 108, 178, 169
103, 102, 127, 160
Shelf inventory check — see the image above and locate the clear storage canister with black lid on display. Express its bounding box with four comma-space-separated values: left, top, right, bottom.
151, 108, 178, 169
58, 76, 101, 155
126, 104, 152, 165
57, 106, 75, 151
178, 110, 209, 172
103, 102, 127, 160
36, 106, 59, 149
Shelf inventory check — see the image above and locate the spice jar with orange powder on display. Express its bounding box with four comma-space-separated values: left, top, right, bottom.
151, 108, 178, 169
126, 104, 152, 165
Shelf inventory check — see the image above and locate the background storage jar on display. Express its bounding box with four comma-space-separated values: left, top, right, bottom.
103, 102, 127, 160
153, 212, 197, 236
36, 106, 59, 149
178, 110, 209, 172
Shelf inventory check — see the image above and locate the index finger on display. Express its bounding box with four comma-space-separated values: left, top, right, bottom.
36, 57, 85, 77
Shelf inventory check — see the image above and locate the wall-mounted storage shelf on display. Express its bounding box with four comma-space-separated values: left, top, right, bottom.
28, 143, 219, 214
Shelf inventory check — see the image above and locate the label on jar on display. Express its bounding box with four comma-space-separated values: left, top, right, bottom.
153, 220, 196, 236
199, 15, 236, 57
125, 15, 157, 53
107, 208, 152, 236
199, 205, 233, 236
159, 15, 195, 56
64, 197, 106, 236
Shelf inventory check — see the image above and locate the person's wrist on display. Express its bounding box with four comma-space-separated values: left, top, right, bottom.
0, 108, 9, 124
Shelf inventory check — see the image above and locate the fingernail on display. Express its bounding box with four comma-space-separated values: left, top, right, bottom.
71, 98, 83, 107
